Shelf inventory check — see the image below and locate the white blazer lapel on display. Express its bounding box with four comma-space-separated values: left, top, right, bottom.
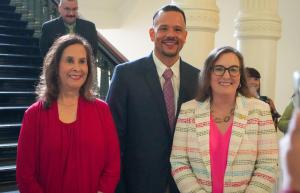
227, 95, 248, 165
195, 100, 211, 174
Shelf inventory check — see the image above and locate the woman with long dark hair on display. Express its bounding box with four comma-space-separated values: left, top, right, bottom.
16, 34, 120, 193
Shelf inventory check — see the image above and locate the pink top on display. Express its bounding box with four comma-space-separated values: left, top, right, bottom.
209, 116, 233, 193
17, 98, 120, 193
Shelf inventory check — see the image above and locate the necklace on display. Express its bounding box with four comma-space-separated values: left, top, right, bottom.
211, 107, 235, 123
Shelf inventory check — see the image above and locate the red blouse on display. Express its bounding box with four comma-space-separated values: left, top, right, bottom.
17, 98, 120, 193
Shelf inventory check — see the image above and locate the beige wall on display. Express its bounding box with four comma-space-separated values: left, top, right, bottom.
79, 0, 299, 113
216, 0, 300, 113
78, 0, 169, 61
276, 0, 300, 111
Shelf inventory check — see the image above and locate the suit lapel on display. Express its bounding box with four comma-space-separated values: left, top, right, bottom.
143, 55, 171, 133
75, 18, 81, 34
177, 61, 190, 117
195, 96, 248, 176
177, 61, 185, 117
227, 95, 248, 165
58, 17, 68, 34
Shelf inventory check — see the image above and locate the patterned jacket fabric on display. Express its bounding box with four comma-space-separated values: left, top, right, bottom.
170, 95, 279, 193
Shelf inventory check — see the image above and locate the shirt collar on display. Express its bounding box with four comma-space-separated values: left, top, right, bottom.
64, 22, 76, 31
152, 53, 180, 79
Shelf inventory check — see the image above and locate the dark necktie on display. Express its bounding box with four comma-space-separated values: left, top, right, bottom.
163, 68, 175, 129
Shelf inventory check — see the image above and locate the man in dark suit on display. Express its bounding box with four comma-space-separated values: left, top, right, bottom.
39, 0, 98, 57
106, 4, 200, 193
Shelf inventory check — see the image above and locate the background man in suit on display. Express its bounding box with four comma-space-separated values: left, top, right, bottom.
106, 4, 200, 193
39, 0, 98, 57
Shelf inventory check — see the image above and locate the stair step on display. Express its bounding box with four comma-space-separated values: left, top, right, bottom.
0, 165, 16, 187
0, 25, 32, 36
0, 19, 27, 28
0, 63, 41, 68
0, 0, 11, 5
0, 65, 41, 78
0, 11, 21, 20
0, 143, 17, 166
0, 143, 17, 148
0, 5, 15, 12
0, 78, 38, 91
0, 92, 36, 106
0, 124, 21, 144
0, 43, 40, 55
0, 1, 40, 190
0, 54, 42, 65
0, 106, 27, 124
0, 25, 33, 36
0, 34, 39, 46
0, 186, 19, 193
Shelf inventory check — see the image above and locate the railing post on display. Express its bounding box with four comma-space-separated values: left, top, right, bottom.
32, 0, 42, 37
98, 57, 109, 100
26, 0, 35, 28
9, 0, 22, 13
95, 48, 116, 99
41, 0, 50, 23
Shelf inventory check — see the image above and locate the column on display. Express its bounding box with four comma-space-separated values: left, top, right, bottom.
172, 0, 219, 69
234, 0, 281, 98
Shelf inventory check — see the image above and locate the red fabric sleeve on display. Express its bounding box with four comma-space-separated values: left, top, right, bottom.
16, 102, 43, 193
97, 102, 121, 193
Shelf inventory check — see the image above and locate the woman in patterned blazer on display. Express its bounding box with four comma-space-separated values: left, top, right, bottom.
170, 46, 278, 193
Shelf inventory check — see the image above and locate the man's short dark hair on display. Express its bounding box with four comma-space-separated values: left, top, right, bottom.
152, 4, 186, 26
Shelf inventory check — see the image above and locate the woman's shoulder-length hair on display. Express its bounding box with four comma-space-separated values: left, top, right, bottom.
36, 34, 96, 108
196, 46, 251, 102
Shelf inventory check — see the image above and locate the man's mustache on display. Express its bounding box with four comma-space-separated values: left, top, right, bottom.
162, 37, 178, 43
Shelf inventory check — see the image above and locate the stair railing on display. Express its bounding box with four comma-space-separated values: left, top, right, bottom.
9, 0, 57, 37
9, 0, 128, 99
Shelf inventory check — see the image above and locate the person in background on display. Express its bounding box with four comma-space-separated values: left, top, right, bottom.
171, 46, 278, 193
280, 109, 300, 193
278, 94, 296, 134
39, 0, 98, 57
106, 4, 200, 193
245, 67, 281, 128
16, 35, 120, 193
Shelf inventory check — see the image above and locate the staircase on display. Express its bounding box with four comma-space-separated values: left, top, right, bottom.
0, 0, 42, 192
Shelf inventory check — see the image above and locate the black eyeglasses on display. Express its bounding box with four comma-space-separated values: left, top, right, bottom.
212, 65, 240, 77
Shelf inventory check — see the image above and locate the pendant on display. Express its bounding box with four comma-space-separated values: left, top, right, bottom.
214, 117, 223, 123
223, 116, 231, 122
